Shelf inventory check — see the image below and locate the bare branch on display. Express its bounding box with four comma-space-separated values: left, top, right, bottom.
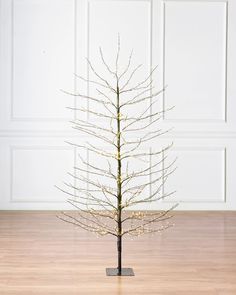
99, 47, 116, 76
77, 154, 116, 179
86, 58, 116, 92
121, 87, 166, 108
123, 167, 176, 196
118, 49, 133, 81
58, 211, 117, 236
123, 65, 158, 94
71, 119, 116, 135
121, 142, 173, 160
73, 73, 111, 90
68, 126, 117, 147
68, 172, 117, 198
122, 204, 177, 236
120, 64, 142, 91
74, 165, 114, 180
61, 89, 112, 106
96, 88, 116, 107
67, 106, 116, 120
115, 34, 120, 76
122, 156, 177, 185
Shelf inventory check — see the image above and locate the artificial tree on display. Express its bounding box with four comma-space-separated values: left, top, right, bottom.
57, 37, 177, 276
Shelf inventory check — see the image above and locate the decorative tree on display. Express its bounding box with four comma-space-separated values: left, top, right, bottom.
57, 37, 177, 276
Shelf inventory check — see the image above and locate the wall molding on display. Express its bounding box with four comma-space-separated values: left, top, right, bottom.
162, 146, 226, 203
10, 0, 76, 122
161, 0, 228, 123
10, 145, 75, 203
2, 130, 236, 138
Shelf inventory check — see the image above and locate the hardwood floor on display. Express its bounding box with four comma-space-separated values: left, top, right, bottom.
0, 211, 236, 295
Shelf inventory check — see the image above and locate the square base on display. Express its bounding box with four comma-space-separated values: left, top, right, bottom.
106, 268, 135, 276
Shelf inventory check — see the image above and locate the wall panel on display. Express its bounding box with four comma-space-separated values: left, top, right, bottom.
0, 0, 236, 210
12, 0, 75, 121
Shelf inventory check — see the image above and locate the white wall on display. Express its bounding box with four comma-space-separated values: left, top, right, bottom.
0, 0, 236, 210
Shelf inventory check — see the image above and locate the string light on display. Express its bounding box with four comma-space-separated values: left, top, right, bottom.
57, 39, 177, 270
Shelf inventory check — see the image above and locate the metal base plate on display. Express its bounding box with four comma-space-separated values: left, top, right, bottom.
106, 268, 135, 276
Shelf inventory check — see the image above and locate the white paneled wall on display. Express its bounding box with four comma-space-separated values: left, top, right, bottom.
0, 0, 236, 210
163, 1, 227, 122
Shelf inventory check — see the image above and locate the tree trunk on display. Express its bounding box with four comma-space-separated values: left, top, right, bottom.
116, 84, 122, 276
117, 235, 122, 275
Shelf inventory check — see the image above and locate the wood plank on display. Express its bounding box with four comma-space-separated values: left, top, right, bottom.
0, 211, 236, 294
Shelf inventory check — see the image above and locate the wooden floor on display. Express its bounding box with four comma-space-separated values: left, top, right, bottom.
0, 211, 236, 295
